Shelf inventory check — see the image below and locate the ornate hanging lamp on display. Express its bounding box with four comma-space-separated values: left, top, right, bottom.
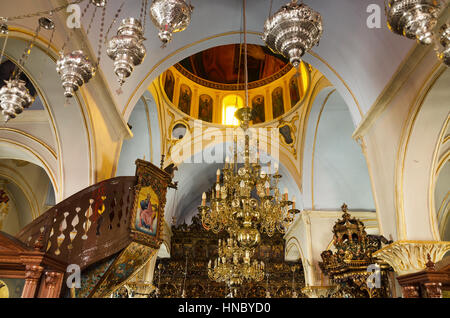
107, 18, 146, 86
56, 1, 102, 98
150, 0, 193, 47
56, 50, 96, 98
200, 0, 300, 295
55, 4, 94, 99
263, 0, 323, 68
0, 79, 34, 122
207, 237, 265, 296
91, 0, 107, 7
0, 17, 54, 122
438, 24, 449, 66
385, 0, 442, 45
0, 18, 8, 35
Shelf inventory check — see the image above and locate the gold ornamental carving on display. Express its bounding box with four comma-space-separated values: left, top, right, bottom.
373, 240, 450, 276
301, 285, 337, 298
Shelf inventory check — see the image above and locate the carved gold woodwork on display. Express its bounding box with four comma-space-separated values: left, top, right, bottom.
319, 204, 394, 298
301, 285, 337, 298
395, 254, 450, 298
147, 214, 306, 298
373, 240, 450, 276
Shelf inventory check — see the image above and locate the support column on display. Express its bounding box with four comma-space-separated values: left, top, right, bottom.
37, 271, 64, 298
126, 253, 158, 298
21, 265, 43, 298
373, 241, 450, 276
373, 241, 450, 297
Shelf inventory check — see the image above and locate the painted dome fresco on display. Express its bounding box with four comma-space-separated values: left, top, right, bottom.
162, 45, 309, 126
177, 44, 290, 85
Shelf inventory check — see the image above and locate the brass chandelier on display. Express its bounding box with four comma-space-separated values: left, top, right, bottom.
199, 0, 299, 294
207, 238, 265, 291
199, 137, 299, 240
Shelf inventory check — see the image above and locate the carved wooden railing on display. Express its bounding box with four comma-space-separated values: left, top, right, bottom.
16, 176, 137, 270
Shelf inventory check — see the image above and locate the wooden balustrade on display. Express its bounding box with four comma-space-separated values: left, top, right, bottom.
16, 176, 137, 270
1, 160, 173, 297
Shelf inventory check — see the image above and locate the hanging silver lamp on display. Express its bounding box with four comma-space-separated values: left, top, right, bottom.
56, 50, 96, 98
0, 79, 34, 122
438, 24, 449, 66
263, 0, 323, 68
0, 19, 8, 35
106, 18, 146, 86
150, 0, 194, 46
91, 0, 107, 7
0, 17, 54, 122
385, 0, 442, 45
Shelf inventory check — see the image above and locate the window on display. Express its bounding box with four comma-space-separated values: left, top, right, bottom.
222, 95, 243, 126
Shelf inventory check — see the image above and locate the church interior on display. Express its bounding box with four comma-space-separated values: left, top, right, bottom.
0, 0, 449, 299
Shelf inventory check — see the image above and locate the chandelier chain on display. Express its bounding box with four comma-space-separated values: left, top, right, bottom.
2, 0, 86, 22
13, 23, 41, 79
0, 30, 9, 64
104, 1, 126, 45
96, 5, 107, 66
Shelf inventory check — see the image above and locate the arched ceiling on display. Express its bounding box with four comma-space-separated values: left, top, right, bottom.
164, 147, 303, 225
0, 59, 45, 111
2, 0, 415, 125
85, 0, 414, 124
0, 159, 55, 234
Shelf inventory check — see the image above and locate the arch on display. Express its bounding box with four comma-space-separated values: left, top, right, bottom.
430, 109, 449, 241
436, 162, 450, 240
286, 236, 305, 261
285, 236, 310, 287
302, 87, 374, 211
0, 32, 93, 200
0, 172, 37, 223
166, 125, 303, 195
116, 90, 162, 176
122, 31, 363, 125
0, 159, 53, 227
0, 139, 58, 196
395, 66, 449, 240
165, 140, 303, 224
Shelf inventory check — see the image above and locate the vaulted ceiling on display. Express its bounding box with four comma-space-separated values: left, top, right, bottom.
2, 0, 445, 229
2, 0, 415, 125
